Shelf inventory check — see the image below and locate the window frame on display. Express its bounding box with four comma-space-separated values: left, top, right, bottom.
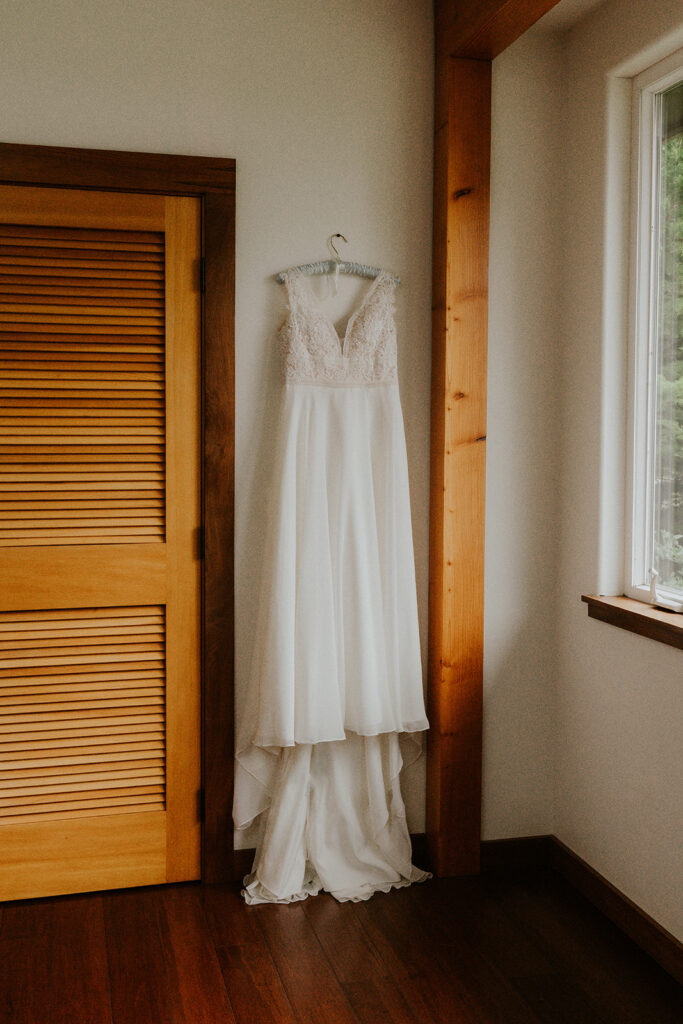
626, 47, 683, 605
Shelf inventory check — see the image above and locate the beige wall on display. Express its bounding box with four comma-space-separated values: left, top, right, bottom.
557, 0, 683, 942
486, 32, 563, 840
0, 0, 434, 837
490, 0, 683, 939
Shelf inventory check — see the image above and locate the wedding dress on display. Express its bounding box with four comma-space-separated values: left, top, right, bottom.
234, 268, 430, 903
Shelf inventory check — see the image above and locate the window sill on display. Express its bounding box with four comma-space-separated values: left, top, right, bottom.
582, 595, 683, 652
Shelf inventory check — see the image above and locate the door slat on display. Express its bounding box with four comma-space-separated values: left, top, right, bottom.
0, 603, 166, 821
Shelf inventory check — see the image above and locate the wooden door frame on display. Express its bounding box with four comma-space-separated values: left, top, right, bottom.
429, 1, 563, 875
0, 142, 235, 883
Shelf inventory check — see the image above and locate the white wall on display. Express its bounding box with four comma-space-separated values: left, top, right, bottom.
490, 0, 683, 940
557, 0, 683, 941
485, 34, 563, 839
0, 0, 434, 836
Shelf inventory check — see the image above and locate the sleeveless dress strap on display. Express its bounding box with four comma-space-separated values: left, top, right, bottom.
355, 270, 396, 328
281, 269, 309, 317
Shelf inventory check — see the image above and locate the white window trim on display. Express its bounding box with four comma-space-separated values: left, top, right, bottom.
626, 47, 683, 605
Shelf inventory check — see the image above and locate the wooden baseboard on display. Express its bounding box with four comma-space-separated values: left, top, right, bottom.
480, 835, 554, 873
481, 835, 683, 986
232, 847, 253, 880
549, 838, 683, 987
410, 832, 430, 871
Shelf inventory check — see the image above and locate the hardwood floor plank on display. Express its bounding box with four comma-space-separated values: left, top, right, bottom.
377, 881, 551, 1024
302, 893, 420, 1023
103, 887, 175, 1024
255, 902, 360, 1024
512, 973, 606, 1024
415, 875, 556, 978
0, 894, 112, 1024
0, 873, 679, 1024
341, 979, 419, 1024
0, 900, 54, 1024
352, 889, 482, 1024
499, 874, 683, 1024
48, 896, 112, 1024
216, 943, 297, 1024
201, 882, 296, 1023
53, 897, 110, 1023
158, 885, 236, 1023
405, 876, 556, 1023
302, 892, 386, 982
200, 881, 261, 949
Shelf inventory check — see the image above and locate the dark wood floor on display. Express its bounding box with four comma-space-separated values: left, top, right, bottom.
0, 869, 680, 1023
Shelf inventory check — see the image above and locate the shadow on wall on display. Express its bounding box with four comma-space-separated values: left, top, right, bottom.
482, 616, 556, 838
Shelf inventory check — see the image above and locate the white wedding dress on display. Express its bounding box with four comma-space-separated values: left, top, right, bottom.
234, 269, 430, 903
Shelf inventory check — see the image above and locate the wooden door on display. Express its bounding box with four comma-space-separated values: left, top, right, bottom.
0, 185, 202, 900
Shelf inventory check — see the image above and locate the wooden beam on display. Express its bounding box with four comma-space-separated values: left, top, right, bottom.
436, 0, 563, 60
427, 56, 490, 876
427, 0, 565, 877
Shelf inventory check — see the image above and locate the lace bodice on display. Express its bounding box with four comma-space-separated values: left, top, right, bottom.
279, 270, 398, 386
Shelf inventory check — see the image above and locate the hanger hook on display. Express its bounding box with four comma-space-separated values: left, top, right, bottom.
327, 233, 348, 262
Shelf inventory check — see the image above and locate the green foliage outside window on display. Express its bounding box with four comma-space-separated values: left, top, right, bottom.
654, 80, 683, 590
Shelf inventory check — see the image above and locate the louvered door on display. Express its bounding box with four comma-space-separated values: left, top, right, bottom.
0, 186, 201, 900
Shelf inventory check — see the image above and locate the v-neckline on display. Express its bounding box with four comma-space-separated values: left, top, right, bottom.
299, 270, 386, 356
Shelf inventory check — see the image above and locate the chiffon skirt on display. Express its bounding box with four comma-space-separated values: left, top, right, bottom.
234, 382, 429, 903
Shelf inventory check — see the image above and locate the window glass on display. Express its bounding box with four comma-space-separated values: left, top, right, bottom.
652, 80, 683, 592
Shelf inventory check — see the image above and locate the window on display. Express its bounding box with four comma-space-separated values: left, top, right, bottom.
628, 50, 683, 606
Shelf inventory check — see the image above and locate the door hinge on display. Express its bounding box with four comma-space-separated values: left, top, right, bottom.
195, 525, 205, 560
197, 787, 205, 823
200, 257, 206, 294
